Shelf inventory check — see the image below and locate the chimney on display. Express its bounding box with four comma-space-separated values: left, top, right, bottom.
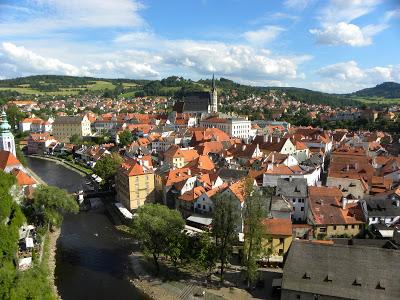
188, 169, 191, 176
342, 197, 348, 209
277, 136, 281, 143
289, 176, 293, 182
271, 153, 275, 165
355, 162, 358, 170
396, 199, 400, 208
242, 145, 246, 151
269, 135, 273, 143
346, 164, 349, 171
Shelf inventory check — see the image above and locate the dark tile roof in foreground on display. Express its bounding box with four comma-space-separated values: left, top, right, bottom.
282, 241, 400, 300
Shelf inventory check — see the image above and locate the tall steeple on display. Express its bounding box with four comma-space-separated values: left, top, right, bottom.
210, 74, 218, 113
0, 109, 16, 156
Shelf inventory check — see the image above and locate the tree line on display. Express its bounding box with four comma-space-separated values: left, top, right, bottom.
131, 178, 269, 287
0, 170, 79, 299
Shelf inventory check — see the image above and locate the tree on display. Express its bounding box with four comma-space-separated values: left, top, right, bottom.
69, 134, 82, 145
130, 204, 185, 274
195, 232, 217, 282
211, 193, 238, 283
93, 153, 123, 187
0, 171, 25, 299
242, 178, 265, 287
6, 105, 25, 132
165, 230, 187, 270
118, 130, 133, 147
33, 185, 79, 230
16, 147, 27, 167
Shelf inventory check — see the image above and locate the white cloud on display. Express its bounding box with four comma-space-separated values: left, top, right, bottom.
0, 37, 309, 81
161, 40, 301, 80
0, 42, 160, 79
243, 26, 285, 46
284, 0, 312, 10
318, 0, 382, 25
313, 61, 400, 92
113, 31, 308, 81
310, 0, 391, 47
249, 12, 299, 27
309, 22, 387, 47
0, 0, 145, 36
384, 8, 400, 22
0, 42, 85, 76
317, 61, 364, 80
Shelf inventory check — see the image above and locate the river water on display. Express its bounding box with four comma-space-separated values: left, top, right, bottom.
26, 157, 145, 300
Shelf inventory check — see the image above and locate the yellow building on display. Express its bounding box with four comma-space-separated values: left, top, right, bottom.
115, 160, 155, 211
163, 145, 199, 168
307, 186, 365, 239
52, 115, 91, 142
261, 218, 293, 259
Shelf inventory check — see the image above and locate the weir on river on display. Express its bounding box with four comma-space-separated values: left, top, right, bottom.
26, 156, 145, 300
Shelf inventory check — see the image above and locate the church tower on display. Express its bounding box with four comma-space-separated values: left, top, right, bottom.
0, 110, 16, 156
210, 74, 218, 113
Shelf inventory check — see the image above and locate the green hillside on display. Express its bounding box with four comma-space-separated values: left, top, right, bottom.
350, 82, 400, 99
0, 75, 399, 108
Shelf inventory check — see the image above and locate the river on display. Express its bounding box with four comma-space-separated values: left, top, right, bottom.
26, 157, 145, 300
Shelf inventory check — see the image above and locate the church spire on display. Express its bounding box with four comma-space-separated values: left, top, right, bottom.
212, 74, 215, 90
210, 74, 218, 113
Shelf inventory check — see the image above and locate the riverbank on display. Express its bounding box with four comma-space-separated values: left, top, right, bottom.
26, 164, 62, 299
26, 154, 90, 176
48, 229, 62, 299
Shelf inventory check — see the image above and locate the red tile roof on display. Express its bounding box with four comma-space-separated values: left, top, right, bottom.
11, 168, 36, 186
308, 186, 364, 225
0, 151, 21, 170
262, 218, 293, 236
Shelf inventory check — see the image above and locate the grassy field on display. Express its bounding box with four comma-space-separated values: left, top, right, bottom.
0, 80, 118, 96
347, 96, 400, 104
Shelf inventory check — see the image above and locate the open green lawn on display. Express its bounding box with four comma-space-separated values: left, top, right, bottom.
348, 96, 400, 104
0, 80, 119, 96
86, 80, 115, 90
122, 82, 138, 88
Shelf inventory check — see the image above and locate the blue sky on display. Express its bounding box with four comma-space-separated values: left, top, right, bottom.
0, 0, 399, 93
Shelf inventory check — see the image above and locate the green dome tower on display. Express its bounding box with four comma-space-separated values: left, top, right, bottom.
0, 110, 16, 156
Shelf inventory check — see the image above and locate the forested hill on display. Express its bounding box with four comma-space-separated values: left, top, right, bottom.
349, 82, 400, 99
0, 75, 398, 107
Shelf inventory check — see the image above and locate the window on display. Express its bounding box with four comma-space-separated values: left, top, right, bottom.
319, 227, 326, 233
333, 226, 337, 230
345, 225, 348, 230
279, 238, 284, 244
301, 207, 304, 211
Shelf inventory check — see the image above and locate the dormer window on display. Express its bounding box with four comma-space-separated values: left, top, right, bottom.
376, 280, 386, 290
353, 277, 362, 286
325, 273, 333, 282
